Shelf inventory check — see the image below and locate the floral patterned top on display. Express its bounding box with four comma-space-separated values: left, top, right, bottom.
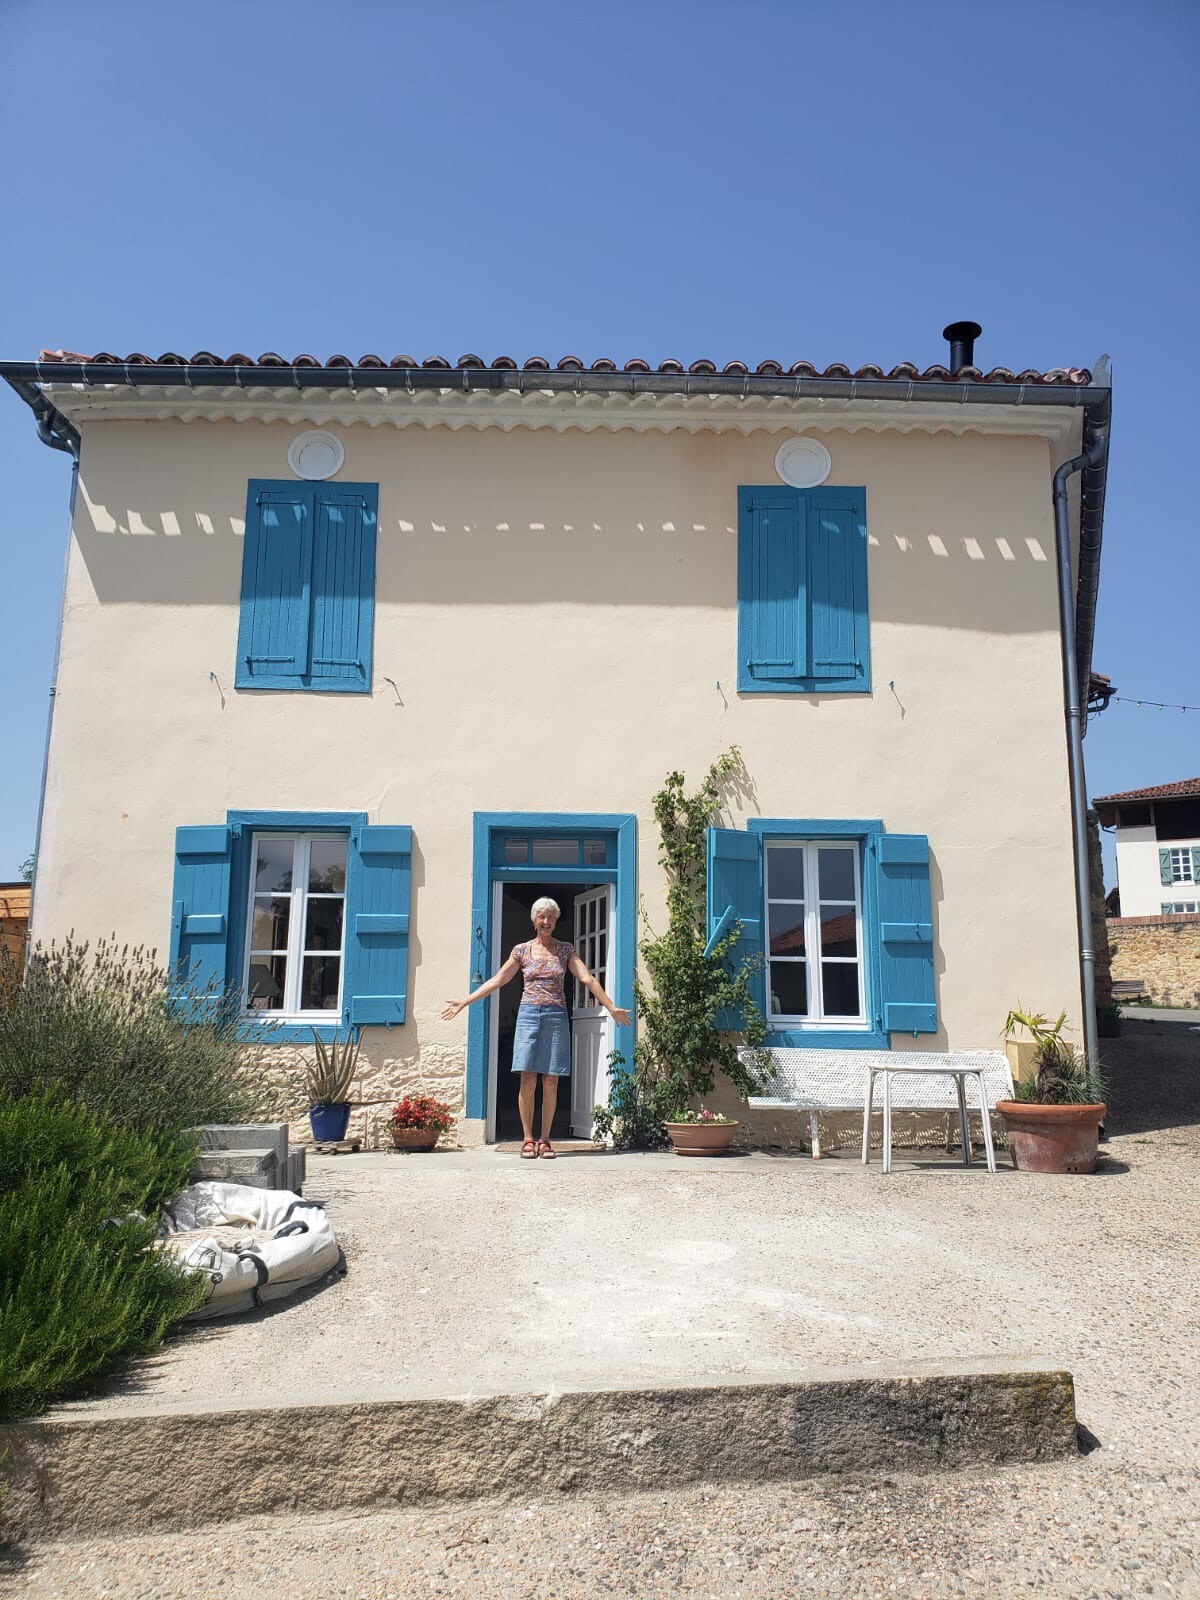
511, 939, 575, 1008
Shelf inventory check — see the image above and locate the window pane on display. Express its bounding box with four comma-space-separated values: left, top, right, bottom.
532, 838, 578, 865
821, 962, 860, 1017
309, 839, 347, 893
768, 903, 806, 956
769, 960, 808, 1016
254, 837, 294, 893
246, 954, 287, 1010
818, 847, 855, 902
251, 896, 290, 950
819, 907, 857, 958
305, 898, 344, 952
583, 839, 607, 865
300, 957, 341, 1012
503, 838, 528, 863
766, 845, 805, 900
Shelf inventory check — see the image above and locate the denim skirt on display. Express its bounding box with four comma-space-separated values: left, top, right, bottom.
511, 1003, 571, 1076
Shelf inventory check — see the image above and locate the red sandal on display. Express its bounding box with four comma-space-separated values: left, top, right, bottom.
520, 1139, 538, 1159
536, 1139, 556, 1159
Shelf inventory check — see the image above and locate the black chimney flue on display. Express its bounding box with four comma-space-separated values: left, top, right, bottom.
942, 320, 982, 371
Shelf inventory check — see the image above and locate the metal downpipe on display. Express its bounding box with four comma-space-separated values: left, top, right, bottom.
1053, 433, 1110, 1086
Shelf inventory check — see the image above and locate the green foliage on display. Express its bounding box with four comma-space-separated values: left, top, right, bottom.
307, 1026, 360, 1106
1010, 1038, 1106, 1106
0, 937, 269, 1134
19, 855, 34, 885
0, 1095, 205, 1420
594, 752, 772, 1148
1003, 1004, 1070, 1048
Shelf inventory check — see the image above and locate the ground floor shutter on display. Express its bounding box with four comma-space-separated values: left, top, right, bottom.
169, 825, 233, 1006
344, 825, 412, 1027
874, 832, 936, 1034
705, 827, 765, 1029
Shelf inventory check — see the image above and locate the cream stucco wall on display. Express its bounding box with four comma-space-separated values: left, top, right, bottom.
1115, 828, 1200, 915
32, 416, 1084, 1140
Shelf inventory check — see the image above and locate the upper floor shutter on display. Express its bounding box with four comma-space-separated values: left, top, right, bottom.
309, 484, 378, 690
1159, 848, 1174, 886
738, 488, 806, 681
236, 485, 312, 684
808, 489, 868, 686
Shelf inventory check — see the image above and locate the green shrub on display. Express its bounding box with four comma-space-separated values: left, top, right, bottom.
0, 1095, 205, 1421
0, 937, 268, 1133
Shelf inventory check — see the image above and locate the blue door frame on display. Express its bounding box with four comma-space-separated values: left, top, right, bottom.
465, 812, 637, 1123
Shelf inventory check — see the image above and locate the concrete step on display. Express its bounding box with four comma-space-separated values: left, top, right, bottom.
189, 1149, 279, 1188
284, 1147, 306, 1194
194, 1123, 289, 1167
0, 1362, 1079, 1542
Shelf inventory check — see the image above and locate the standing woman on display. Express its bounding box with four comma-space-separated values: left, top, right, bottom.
442, 897, 631, 1159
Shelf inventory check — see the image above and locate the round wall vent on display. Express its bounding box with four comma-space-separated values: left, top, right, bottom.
288, 430, 345, 481
774, 436, 832, 488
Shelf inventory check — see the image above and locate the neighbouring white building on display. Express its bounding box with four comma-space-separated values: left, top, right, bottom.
1095, 780, 1200, 917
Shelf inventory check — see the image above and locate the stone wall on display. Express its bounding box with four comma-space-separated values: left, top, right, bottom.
1107, 914, 1200, 1007
255, 1039, 479, 1151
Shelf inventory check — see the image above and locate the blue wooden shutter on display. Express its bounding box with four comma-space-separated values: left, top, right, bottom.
169, 825, 232, 1006
705, 827, 765, 1028
874, 832, 936, 1034
1159, 848, 1173, 886
808, 489, 869, 687
1192, 847, 1200, 882
344, 825, 411, 1026
235, 483, 313, 687
738, 488, 806, 683
309, 484, 378, 691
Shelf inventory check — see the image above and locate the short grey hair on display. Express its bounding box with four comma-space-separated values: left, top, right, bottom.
530, 897, 561, 923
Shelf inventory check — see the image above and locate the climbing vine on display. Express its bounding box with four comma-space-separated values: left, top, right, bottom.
593, 749, 771, 1148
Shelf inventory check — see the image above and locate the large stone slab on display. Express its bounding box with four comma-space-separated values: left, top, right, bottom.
188, 1149, 278, 1187
0, 1363, 1078, 1542
194, 1123, 290, 1166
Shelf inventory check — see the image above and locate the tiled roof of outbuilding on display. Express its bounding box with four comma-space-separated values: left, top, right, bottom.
35, 349, 1095, 386
1094, 779, 1200, 804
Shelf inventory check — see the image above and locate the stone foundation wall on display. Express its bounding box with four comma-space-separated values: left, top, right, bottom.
1108, 914, 1200, 1007
254, 1038, 478, 1151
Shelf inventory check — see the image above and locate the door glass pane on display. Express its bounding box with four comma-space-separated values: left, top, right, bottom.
583, 839, 607, 865
308, 839, 347, 893
818, 847, 855, 902
251, 896, 290, 950
503, 837, 528, 863
767, 845, 805, 900
821, 962, 859, 1017
301, 957, 342, 1012
768, 903, 806, 956
596, 929, 607, 981
532, 838, 578, 865
254, 837, 295, 893
769, 960, 808, 1016
304, 898, 344, 952
246, 954, 287, 1010
819, 907, 857, 958
597, 896, 607, 931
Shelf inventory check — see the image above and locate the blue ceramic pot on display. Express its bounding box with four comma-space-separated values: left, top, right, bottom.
309, 1102, 351, 1142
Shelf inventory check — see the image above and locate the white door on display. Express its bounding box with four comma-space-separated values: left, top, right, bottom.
571, 885, 612, 1137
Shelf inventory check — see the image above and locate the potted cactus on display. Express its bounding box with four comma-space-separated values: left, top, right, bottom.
995, 1008, 1106, 1174
306, 1027, 360, 1142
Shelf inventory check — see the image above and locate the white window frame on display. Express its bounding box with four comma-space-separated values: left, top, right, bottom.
1169, 847, 1195, 884
1162, 900, 1200, 915
764, 840, 865, 1028
242, 832, 347, 1021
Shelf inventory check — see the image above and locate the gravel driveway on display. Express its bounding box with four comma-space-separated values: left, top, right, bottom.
7, 1016, 1198, 1598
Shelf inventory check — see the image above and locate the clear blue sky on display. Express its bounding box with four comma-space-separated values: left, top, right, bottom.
2, 0, 1197, 884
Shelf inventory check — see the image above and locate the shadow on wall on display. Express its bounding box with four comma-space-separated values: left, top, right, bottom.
76, 432, 1059, 634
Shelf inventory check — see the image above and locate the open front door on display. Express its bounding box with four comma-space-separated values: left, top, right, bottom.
570, 884, 612, 1137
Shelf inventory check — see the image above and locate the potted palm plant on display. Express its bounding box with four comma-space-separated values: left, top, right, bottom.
306, 1027, 360, 1143
995, 1008, 1106, 1173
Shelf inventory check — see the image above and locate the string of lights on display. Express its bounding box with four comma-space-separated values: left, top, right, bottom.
1110, 695, 1200, 714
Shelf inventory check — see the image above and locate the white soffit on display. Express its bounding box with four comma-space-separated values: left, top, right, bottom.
41, 383, 1083, 443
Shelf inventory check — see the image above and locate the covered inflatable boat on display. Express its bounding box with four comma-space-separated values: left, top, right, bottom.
158, 1181, 342, 1319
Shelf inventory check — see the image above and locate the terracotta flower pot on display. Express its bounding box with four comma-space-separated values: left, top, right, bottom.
390, 1126, 441, 1152
995, 1100, 1107, 1174
664, 1120, 738, 1157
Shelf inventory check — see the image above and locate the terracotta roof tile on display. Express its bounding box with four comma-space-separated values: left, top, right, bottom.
1093, 779, 1200, 804
33, 348, 1095, 385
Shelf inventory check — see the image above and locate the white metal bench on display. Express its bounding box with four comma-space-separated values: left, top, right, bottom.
745, 1048, 1013, 1164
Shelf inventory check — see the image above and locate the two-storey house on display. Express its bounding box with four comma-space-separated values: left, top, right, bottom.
2, 325, 1111, 1145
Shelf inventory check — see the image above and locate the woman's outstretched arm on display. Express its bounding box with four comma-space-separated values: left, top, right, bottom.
442, 953, 521, 1021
